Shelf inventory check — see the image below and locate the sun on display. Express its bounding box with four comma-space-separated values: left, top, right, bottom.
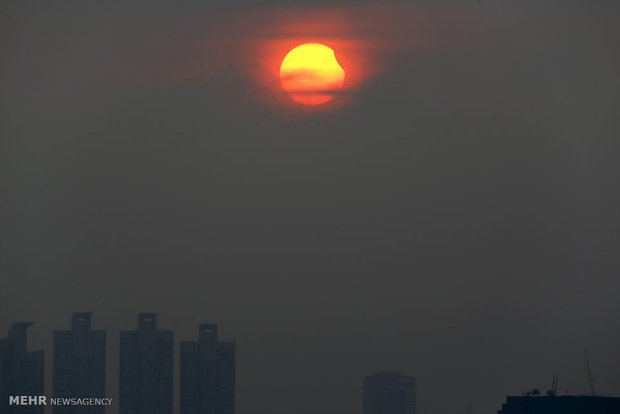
280, 43, 345, 106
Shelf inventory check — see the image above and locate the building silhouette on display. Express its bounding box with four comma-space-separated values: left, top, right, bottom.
362, 372, 416, 414
180, 324, 235, 414
53, 313, 105, 414
0, 323, 44, 414
497, 395, 620, 413
119, 313, 173, 414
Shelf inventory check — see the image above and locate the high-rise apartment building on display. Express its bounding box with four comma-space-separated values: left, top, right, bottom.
0, 323, 44, 414
119, 313, 173, 414
180, 324, 235, 414
53, 313, 105, 414
362, 372, 416, 414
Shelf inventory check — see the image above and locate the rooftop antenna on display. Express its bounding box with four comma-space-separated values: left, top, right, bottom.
584, 348, 596, 396
547, 374, 559, 396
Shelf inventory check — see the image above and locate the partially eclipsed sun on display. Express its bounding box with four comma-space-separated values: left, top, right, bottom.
280, 43, 345, 105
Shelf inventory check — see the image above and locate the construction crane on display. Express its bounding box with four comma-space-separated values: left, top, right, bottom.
584, 348, 596, 396
547, 374, 559, 396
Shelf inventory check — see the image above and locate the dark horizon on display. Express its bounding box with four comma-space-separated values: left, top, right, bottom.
2, 311, 617, 414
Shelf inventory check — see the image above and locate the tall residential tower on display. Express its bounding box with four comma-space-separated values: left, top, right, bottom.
362, 372, 416, 414
119, 313, 173, 414
0, 323, 44, 414
53, 313, 105, 414
180, 324, 235, 414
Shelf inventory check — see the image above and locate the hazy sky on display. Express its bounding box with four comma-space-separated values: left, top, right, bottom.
1, 1, 619, 414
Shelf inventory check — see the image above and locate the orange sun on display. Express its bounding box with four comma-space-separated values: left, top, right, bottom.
280, 43, 345, 105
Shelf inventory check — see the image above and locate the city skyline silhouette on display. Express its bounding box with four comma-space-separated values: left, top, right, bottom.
2, 313, 619, 414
